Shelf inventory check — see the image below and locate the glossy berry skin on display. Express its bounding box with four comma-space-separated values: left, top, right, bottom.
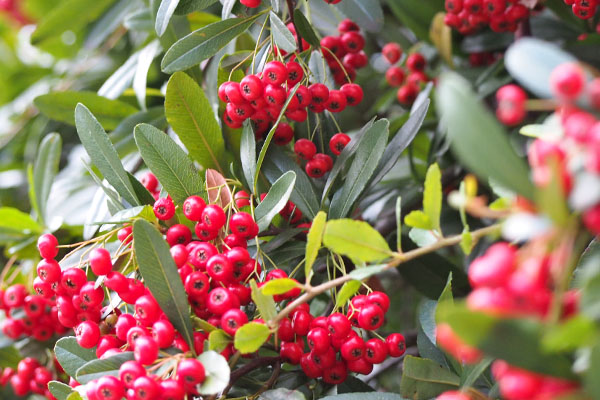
347, 357, 374, 375
140, 172, 158, 192
133, 376, 160, 399
159, 379, 185, 400
89, 248, 112, 276
61, 268, 88, 295
225, 82, 245, 104
294, 139, 317, 160
328, 133, 350, 156
240, 0, 261, 7
382, 42, 402, 64
183, 195, 206, 221
201, 204, 226, 230
367, 291, 390, 313
340, 83, 363, 106
206, 254, 234, 283
280, 341, 303, 364
152, 320, 175, 348
221, 308, 248, 335
300, 353, 323, 378
207, 287, 237, 316
341, 335, 365, 361
340, 31, 365, 53
177, 358, 206, 386
292, 309, 312, 336
386, 333, 406, 357
358, 303, 385, 330
36, 258, 61, 283
496, 84, 527, 126
437, 391, 472, 400
406, 53, 426, 72
153, 197, 175, 220
96, 376, 125, 400
314, 154, 333, 171
274, 123, 294, 145
322, 360, 347, 385
307, 327, 330, 354
327, 312, 351, 339
262, 61, 287, 86
386, 66, 406, 87
309, 83, 330, 106
166, 224, 192, 247
37, 233, 58, 259
185, 271, 210, 300
240, 74, 264, 101
365, 338, 388, 364
286, 61, 304, 86
397, 84, 419, 105
326, 90, 348, 113
550, 62, 586, 100
119, 361, 146, 389
118, 226, 133, 243
230, 212, 256, 237
75, 321, 101, 348
134, 336, 159, 365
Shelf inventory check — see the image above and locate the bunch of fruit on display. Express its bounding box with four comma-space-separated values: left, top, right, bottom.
443, 0, 530, 34
563, 0, 598, 19
381, 42, 429, 106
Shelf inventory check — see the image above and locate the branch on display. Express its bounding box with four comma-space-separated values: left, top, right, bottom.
222, 356, 281, 396
268, 223, 501, 327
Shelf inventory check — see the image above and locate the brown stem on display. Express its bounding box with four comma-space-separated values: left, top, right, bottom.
286, 0, 304, 54
515, 17, 531, 39
222, 356, 281, 396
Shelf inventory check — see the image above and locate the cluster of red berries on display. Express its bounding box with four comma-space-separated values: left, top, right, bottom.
381, 43, 429, 106
563, 0, 598, 19
290, 133, 350, 178
443, 0, 530, 35
320, 19, 369, 85
240, 0, 346, 8
140, 171, 162, 201
0, 358, 57, 398
277, 291, 406, 384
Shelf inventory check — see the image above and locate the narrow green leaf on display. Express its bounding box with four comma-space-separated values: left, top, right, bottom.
329, 119, 389, 219
128, 172, 156, 206
76, 352, 134, 384
54, 337, 97, 379
305, 211, 327, 282
75, 104, 140, 206
48, 381, 74, 400
585, 342, 600, 398
336, 0, 384, 33
133, 219, 195, 353
35, 91, 138, 130
197, 351, 230, 395
335, 280, 361, 309
255, 171, 296, 232
293, 10, 320, 47
192, 316, 218, 332
270, 12, 296, 53
404, 210, 432, 230
165, 72, 227, 174
323, 219, 393, 263
30, 133, 62, 225
250, 280, 277, 322
400, 355, 460, 400
460, 358, 492, 388
175, 0, 219, 14
240, 121, 257, 191
156, 0, 181, 36
436, 72, 535, 199
161, 13, 264, 73
541, 315, 597, 352
423, 163, 442, 231
460, 228, 473, 255
234, 322, 271, 354
133, 40, 162, 110
348, 264, 388, 281
134, 123, 203, 204
260, 278, 300, 296
208, 329, 231, 352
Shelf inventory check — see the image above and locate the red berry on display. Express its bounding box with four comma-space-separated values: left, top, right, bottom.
133, 336, 159, 365
274, 123, 294, 145
194, 222, 219, 241
96, 375, 125, 400
327, 312, 351, 339
322, 360, 347, 384
309, 83, 330, 105
133, 375, 159, 399
280, 341, 303, 364
306, 158, 328, 178
226, 101, 254, 121
340, 335, 365, 361
496, 84, 527, 126
358, 303, 385, 330
166, 224, 192, 247
153, 197, 175, 220
225, 81, 245, 105
206, 254, 234, 283
367, 291, 390, 313
159, 379, 185, 400
135, 294, 161, 325
365, 338, 388, 364
118, 226, 133, 243
340, 83, 363, 106
550, 62, 586, 100
60, 268, 87, 295
140, 172, 158, 192
80, 281, 105, 307
188, 242, 218, 269
170, 244, 189, 268
89, 248, 113, 276
347, 357, 374, 374
240, 74, 264, 101
286, 61, 304, 86
300, 353, 322, 378
307, 327, 330, 354
329, 133, 351, 155
207, 287, 237, 316
120, 361, 146, 389
37, 233, 58, 259
325, 90, 347, 112
397, 83, 419, 105
406, 53, 426, 72
37, 258, 61, 283
229, 212, 256, 237
386, 332, 406, 357
437, 391, 472, 400
153, 320, 175, 349
183, 195, 206, 221
262, 61, 287, 86
294, 139, 317, 160
386, 66, 406, 87
221, 308, 248, 335
340, 31, 365, 54
264, 83, 287, 106
75, 321, 101, 348
201, 204, 226, 230
382, 42, 402, 64
177, 358, 206, 386
292, 309, 312, 336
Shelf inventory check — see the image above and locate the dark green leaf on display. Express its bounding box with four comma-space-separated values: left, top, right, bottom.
156, 0, 181, 36
336, 0, 384, 33
54, 337, 97, 379
293, 10, 320, 47
255, 171, 296, 232
35, 91, 138, 130
134, 123, 204, 204
329, 119, 389, 218
271, 12, 296, 53
400, 356, 460, 400
460, 358, 492, 388
76, 352, 134, 384
234, 322, 271, 354
30, 133, 62, 225
436, 72, 535, 199
75, 104, 140, 206
175, 0, 218, 14
240, 121, 257, 191
133, 219, 195, 353
165, 72, 227, 174
161, 13, 264, 73
323, 219, 393, 263
128, 172, 157, 206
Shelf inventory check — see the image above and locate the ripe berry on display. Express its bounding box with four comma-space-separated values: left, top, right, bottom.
306, 158, 328, 178
166, 224, 192, 247
496, 84, 527, 126
292, 309, 312, 336
325, 90, 347, 112
314, 153, 333, 171
118, 226, 133, 243
133, 376, 160, 399
341, 335, 365, 361
397, 83, 419, 105
437, 391, 472, 400
207, 287, 237, 316
262, 61, 287, 86
286, 61, 304, 86
229, 212, 256, 237
75, 321, 101, 348
135, 295, 161, 325
202, 204, 227, 230
327, 312, 351, 339
365, 338, 388, 364
329, 133, 351, 155
37, 258, 61, 283
140, 172, 158, 192
96, 375, 125, 400
37, 233, 58, 259
133, 336, 159, 365
367, 291, 390, 313
274, 123, 294, 145
309, 83, 330, 105
206, 254, 234, 283
307, 327, 330, 354
80, 281, 105, 307
89, 248, 112, 276
183, 195, 206, 221
226, 102, 254, 122
120, 361, 146, 389
240, 74, 264, 101
195, 223, 219, 241
386, 332, 406, 357
170, 244, 189, 268
188, 242, 218, 269
159, 379, 185, 400
340, 31, 365, 53
153, 197, 175, 220
358, 303, 385, 330
322, 360, 347, 384
264, 83, 287, 106
347, 357, 374, 374
300, 353, 323, 378
340, 83, 363, 106
550, 63, 586, 100
382, 42, 402, 64
406, 53, 426, 72
294, 139, 317, 160
386, 66, 406, 87
221, 308, 248, 335
219, 81, 234, 102
60, 268, 87, 295
177, 358, 206, 386
280, 341, 303, 364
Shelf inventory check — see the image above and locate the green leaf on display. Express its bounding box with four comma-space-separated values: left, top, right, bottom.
0, 346, 22, 369
335, 280, 361, 309
541, 315, 597, 352
400, 356, 460, 400
76, 352, 134, 384
270, 12, 296, 53
260, 278, 300, 296
29, 133, 62, 225
460, 358, 492, 388
192, 316, 218, 332
323, 219, 393, 263
250, 280, 277, 322
438, 303, 576, 379
585, 342, 600, 398
165, 72, 227, 174
263, 147, 320, 219
395, 197, 402, 251
48, 381, 75, 400
75, 104, 140, 206
305, 211, 327, 282
234, 322, 271, 354
175, 0, 219, 14
460, 228, 473, 255
197, 351, 230, 395
156, 0, 181, 36
31, 0, 117, 44
35, 91, 137, 130
129, 172, 156, 206
336, 0, 384, 33
385, 0, 441, 41
320, 394, 405, 400
133, 219, 195, 353
436, 72, 535, 200
255, 171, 296, 232
161, 13, 264, 73
404, 210, 432, 230
423, 163, 442, 231
240, 121, 257, 191
134, 123, 203, 204
54, 337, 97, 379
329, 119, 389, 219
208, 329, 231, 352
0, 207, 42, 238
293, 10, 320, 47
348, 264, 388, 281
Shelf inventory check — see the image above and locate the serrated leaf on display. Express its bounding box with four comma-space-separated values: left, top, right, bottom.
156, 0, 181, 36
75, 104, 140, 206
197, 351, 230, 395
30, 133, 62, 225
134, 123, 204, 204
255, 171, 296, 232
161, 13, 264, 73
329, 119, 389, 219
437, 72, 535, 199
234, 322, 271, 354
54, 337, 97, 379
35, 92, 137, 130
261, 278, 300, 295
250, 280, 277, 322
133, 219, 195, 353
400, 355, 460, 400
165, 72, 227, 174
423, 163, 442, 231
271, 12, 296, 53
404, 210, 432, 230
293, 10, 320, 47
240, 121, 257, 191
335, 280, 361, 309
305, 211, 327, 282
323, 219, 393, 263
76, 352, 134, 384
208, 329, 231, 352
